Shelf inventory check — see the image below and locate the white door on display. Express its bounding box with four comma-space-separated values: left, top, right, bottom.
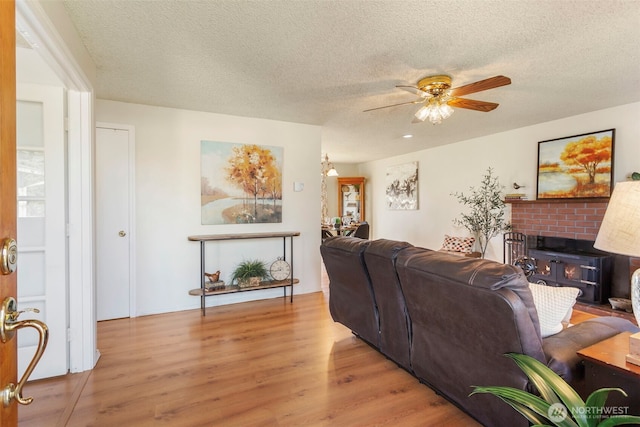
16, 83, 67, 379
96, 125, 134, 321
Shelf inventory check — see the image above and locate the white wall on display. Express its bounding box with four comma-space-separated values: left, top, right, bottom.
96, 100, 322, 316
359, 102, 640, 261
94, 100, 640, 315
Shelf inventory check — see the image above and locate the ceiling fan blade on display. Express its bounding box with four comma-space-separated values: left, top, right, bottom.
396, 85, 429, 97
448, 97, 499, 112
449, 75, 511, 97
363, 99, 423, 112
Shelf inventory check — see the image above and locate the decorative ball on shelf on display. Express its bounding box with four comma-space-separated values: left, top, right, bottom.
632, 171, 640, 181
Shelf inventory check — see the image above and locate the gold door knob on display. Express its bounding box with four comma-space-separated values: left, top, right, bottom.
118, 230, 126, 237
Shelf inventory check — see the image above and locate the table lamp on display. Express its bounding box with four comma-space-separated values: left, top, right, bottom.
594, 181, 640, 365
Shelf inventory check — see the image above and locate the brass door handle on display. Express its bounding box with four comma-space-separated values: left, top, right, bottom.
0, 297, 49, 406
119, 230, 126, 237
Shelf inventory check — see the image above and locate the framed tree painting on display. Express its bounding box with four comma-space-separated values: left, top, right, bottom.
201, 140, 283, 224
536, 129, 614, 200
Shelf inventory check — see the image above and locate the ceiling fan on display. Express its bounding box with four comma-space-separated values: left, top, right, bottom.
364, 75, 511, 125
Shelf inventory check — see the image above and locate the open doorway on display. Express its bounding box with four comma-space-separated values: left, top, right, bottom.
16, 1, 98, 374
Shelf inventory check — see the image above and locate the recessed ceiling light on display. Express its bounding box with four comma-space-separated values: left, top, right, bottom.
402, 134, 413, 139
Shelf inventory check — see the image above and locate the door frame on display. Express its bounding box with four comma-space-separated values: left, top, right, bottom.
17, 1, 98, 372
96, 122, 137, 318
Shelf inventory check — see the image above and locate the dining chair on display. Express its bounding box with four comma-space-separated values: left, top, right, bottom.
321, 228, 334, 241
353, 221, 370, 239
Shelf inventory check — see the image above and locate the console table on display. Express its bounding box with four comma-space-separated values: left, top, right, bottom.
188, 231, 300, 315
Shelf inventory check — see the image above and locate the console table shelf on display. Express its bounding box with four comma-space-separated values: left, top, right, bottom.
188, 231, 300, 315
188, 231, 300, 241
189, 279, 300, 296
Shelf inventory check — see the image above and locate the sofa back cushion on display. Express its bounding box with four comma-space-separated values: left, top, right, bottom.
320, 236, 378, 347
363, 239, 414, 371
396, 248, 544, 427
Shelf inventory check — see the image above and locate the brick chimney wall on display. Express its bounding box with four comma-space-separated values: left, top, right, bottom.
510, 200, 639, 300
510, 201, 608, 240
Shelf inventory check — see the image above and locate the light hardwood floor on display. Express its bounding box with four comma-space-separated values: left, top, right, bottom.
19, 267, 607, 427
19, 290, 481, 427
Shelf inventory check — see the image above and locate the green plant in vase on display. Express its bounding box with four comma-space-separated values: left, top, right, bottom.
451, 167, 509, 258
231, 259, 268, 288
471, 353, 640, 426
333, 216, 341, 229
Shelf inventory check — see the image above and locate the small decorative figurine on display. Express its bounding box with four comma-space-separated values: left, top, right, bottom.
204, 270, 220, 283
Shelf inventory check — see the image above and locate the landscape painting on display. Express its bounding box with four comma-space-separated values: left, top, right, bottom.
536, 129, 614, 200
201, 141, 283, 224
385, 161, 418, 210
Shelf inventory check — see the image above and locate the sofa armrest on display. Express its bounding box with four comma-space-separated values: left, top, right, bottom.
542, 317, 639, 393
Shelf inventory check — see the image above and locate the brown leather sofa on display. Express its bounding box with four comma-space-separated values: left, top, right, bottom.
320, 236, 639, 427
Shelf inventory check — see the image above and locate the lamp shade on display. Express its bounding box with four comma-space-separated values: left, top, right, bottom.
594, 181, 640, 257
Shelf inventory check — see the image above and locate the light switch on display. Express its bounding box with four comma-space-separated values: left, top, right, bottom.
293, 182, 304, 192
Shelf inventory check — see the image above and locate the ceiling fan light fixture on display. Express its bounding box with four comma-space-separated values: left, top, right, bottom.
414, 105, 430, 122
440, 102, 454, 119
366, 74, 510, 124
428, 106, 444, 125
415, 98, 454, 125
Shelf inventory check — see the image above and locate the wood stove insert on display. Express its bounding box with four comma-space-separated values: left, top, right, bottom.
526, 236, 612, 305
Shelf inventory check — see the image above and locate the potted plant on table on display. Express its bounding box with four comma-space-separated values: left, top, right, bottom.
471, 353, 640, 426
231, 259, 268, 288
333, 216, 341, 229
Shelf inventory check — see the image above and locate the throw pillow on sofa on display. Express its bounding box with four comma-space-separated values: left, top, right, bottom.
528, 282, 580, 338
441, 235, 475, 253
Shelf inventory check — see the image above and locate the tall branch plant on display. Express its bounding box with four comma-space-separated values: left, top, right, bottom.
451, 168, 509, 258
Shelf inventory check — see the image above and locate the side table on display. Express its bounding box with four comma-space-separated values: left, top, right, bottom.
577, 332, 640, 415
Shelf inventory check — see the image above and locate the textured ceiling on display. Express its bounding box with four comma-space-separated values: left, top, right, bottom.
62, 0, 640, 163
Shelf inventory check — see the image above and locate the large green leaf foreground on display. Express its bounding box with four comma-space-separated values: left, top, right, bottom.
470, 353, 640, 427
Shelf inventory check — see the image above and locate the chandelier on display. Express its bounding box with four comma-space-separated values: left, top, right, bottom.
414, 95, 454, 125
320, 154, 338, 223
321, 154, 338, 177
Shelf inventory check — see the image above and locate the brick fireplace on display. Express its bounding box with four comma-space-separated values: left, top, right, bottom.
510, 201, 607, 240
509, 200, 640, 300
